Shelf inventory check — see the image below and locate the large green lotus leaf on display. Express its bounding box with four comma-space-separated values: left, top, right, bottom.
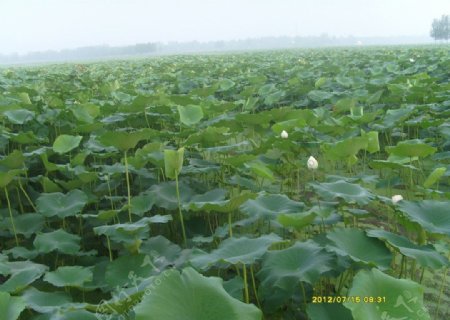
344, 268, 430, 320
3, 246, 38, 260
308, 90, 333, 102
41, 176, 63, 193
277, 212, 317, 230
40, 153, 60, 173
56, 309, 99, 320
0, 292, 26, 320
10, 131, 43, 144
0, 169, 23, 188
184, 126, 230, 146
0, 150, 25, 169
397, 200, 450, 236
334, 97, 357, 113
264, 90, 285, 105
361, 130, 380, 153
322, 137, 368, 160
240, 193, 304, 220
326, 228, 392, 269
4, 109, 35, 124
367, 229, 448, 268
44, 266, 93, 288
217, 78, 236, 91
93, 217, 154, 244
164, 147, 184, 179
385, 139, 437, 158
377, 105, 415, 129
190, 234, 281, 269
98, 130, 150, 152
105, 253, 156, 288
336, 75, 353, 87
177, 105, 203, 125
147, 181, 193, 210
34, 229, 81, 254
52, 135, 82, 154
365, 89, 384, 105
271, 118, 307, 134
183, 188, 227, 210
311, 180, 374, 205
258, 241, 334, 292
306, 303, 353, 320
3, 213, 44, 238
180, 158, 220, 175
369, 160, 418, 171
186, 192, 256, 213
0, 261, 48, 293
71, 103, 100, 123
130, 194, 155, 216
134, 267, 262, 320
245, 160, 275, 181
423, 167, 446, 188
36, 189, 88, 218
22, 287, 72, 313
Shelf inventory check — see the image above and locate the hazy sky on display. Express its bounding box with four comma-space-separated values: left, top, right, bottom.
0, 0, 448, 54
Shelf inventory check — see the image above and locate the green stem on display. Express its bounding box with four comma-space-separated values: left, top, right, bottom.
410, 260, 416, 280
419, 266, 425, 284
143, 108, 151, 129
175, 172, 187, 247
242, 263, 249, 304
250, 264, 261, 308
5, 187, 19, 246
16, 187, 24, 214
106, 235, 113, 262
228, 211, 233, 237
124, 151, 132, 223
300, 281, 307, 310
399, 255, 406, 278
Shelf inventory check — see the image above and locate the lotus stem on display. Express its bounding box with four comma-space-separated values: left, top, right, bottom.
410, 260, 416, 280
228, 211, 233, 237
4, 187, 19, 246
398, 255, 405, 278
106, 235, 113, 262
250, 264, 261, 308
300, 281, 307, 310
242, 263, 250, 303
175, 172, 187, 247
419, 266, 425, 284
124, 151, 132, 222
16, 187, 24, 213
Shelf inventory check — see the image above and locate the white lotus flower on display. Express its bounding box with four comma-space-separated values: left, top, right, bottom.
409, 58, 415, 63
280, 130, 288, 139
391, 195, 403, 204
307, 156, 318, 170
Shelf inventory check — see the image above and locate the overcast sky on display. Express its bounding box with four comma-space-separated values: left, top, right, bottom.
0, 0, 448, 54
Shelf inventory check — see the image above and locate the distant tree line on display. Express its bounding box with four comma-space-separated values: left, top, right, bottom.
0, 35, 434, 65
0, 42, 159, 64
430, 15, 449, 41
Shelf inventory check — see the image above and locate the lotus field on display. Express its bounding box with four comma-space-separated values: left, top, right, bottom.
0, 46, 449, 320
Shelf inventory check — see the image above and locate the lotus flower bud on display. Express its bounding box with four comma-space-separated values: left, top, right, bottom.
391, 195, 403, 204
409, 58, 415, 63
307, 156, 318, 170
280, 130, 288, 139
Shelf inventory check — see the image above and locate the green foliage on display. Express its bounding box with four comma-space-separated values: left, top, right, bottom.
0, 47, 448, 320
134, 267, 262, 320
344, 268, 430, 320
0, 292, 26, 320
